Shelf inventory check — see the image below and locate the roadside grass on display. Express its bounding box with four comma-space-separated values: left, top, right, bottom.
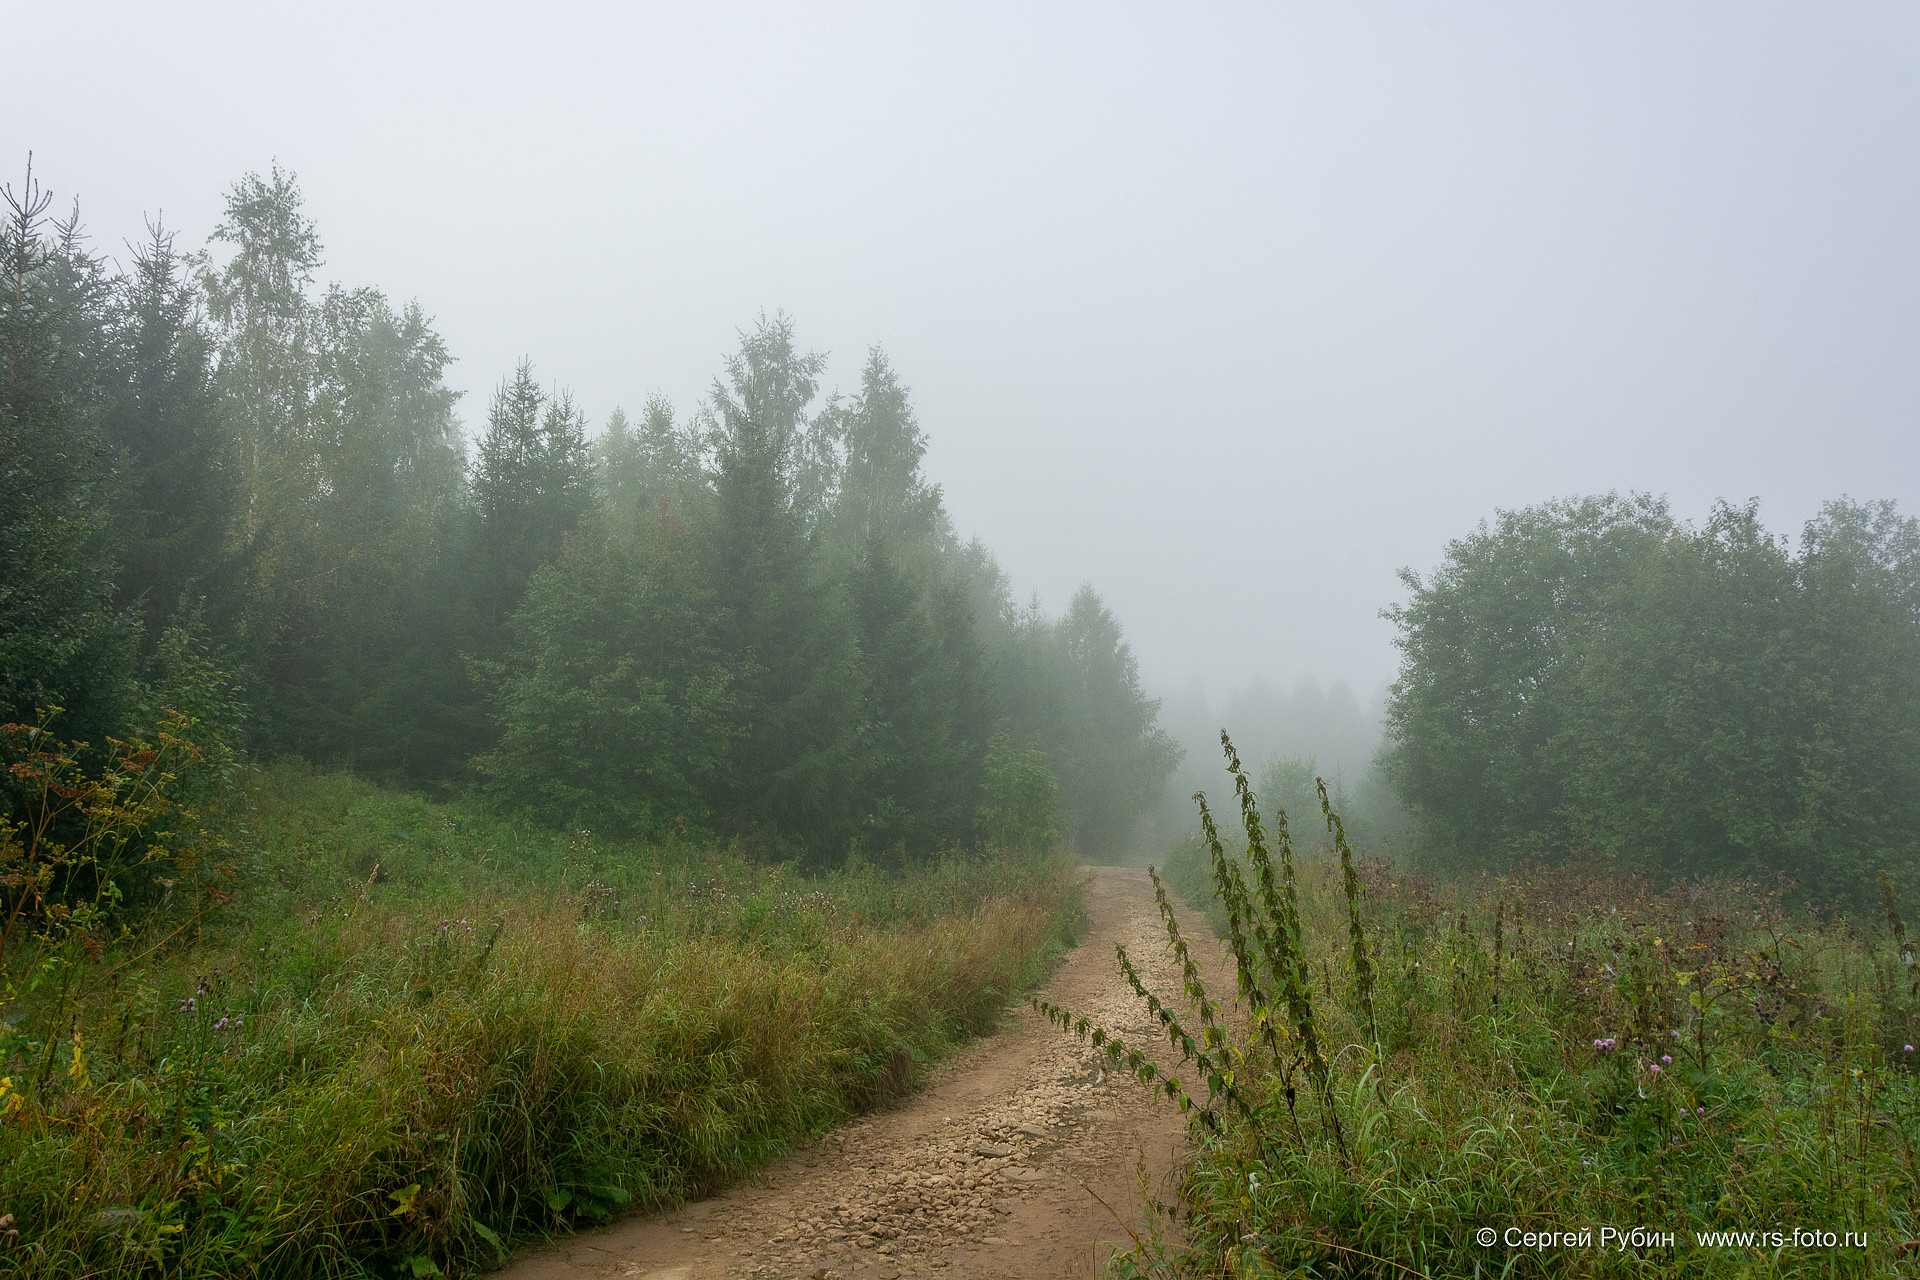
0, 762, 1083, 1279
1047, 741, 1916, 1279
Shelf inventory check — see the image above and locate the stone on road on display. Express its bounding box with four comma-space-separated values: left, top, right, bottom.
496, 866, 1225, 1280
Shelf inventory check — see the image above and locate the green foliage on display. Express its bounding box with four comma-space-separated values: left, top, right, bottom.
470, 360, 593, 627
0, 766, 1081, 1278
0, 681, 241, 984
824, 349, 946, 569
1385, 493, 1920, 902
1081, 736, 1917, 1278
0, 161, 140, 752
595, 395, 704, 537
5, 158, 1182, 869
702, 315, 866, 857
992, 585, 1183, 857
478, 513, 742, 838
977, 735, 1060, 857
99, 219, 234, 653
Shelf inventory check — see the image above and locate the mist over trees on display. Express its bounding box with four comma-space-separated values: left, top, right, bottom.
0, 163, 1182, 863
1382, 492, 1920, 902
1149, 674, 1396, 851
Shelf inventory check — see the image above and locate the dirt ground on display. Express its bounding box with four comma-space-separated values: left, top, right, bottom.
495, 865, 1227, 1280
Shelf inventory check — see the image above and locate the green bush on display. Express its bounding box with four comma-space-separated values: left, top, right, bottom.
1049, 734, 1913, 1278
0, 766, 1082, 1278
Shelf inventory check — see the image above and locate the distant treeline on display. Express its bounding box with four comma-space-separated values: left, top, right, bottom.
1152, 676, 1400, 853
0, 163, 1179, 863
1383, 492, 1920, 902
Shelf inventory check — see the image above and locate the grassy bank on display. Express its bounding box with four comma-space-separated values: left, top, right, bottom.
1055, 766, 1916, 1278
0, 764, 1082, 1279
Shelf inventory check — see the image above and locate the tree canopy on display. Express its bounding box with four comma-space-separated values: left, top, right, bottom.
2, 163, 1183, 863
1383, 493, 1920, 901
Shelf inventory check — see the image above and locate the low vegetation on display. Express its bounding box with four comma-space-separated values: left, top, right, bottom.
0, 727, 1082, 1279
1045, 735, 1915, 1278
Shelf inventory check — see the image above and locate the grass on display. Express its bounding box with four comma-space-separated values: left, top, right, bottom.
0, 762, 1083, 1278
1046, 738, 1917, 1279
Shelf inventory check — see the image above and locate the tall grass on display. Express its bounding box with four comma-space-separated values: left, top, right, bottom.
1049, 734, 1916, 1278
0, 763, 1081, 1278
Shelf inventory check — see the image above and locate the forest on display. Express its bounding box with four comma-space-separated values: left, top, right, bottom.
7, 156, 1920, 1280
0, 162, 1181, 1277
1, 162, 1180, 865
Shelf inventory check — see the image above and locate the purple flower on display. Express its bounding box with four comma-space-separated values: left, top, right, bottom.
1649, 1063, 1663, 1074
1661, 1055, 1672, 1064
1697, 1106, 1705, 1114
1908, 1045, 1915, 1053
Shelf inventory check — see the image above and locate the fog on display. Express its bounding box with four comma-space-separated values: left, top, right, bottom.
11, 1, 1919, 736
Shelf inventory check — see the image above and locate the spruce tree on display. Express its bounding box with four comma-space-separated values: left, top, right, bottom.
707, 315, 862, 857
100, 220, 233, 650
0, 162, 137, 749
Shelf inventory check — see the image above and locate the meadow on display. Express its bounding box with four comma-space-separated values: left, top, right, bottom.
0, 755, 1081, 1279
1044, 741, 1916, 1279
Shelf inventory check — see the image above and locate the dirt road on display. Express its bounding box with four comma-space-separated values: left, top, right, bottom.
497, 865, 1226, 1280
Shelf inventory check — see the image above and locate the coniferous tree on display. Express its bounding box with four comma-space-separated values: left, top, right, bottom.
596, 394, 705, 535
831, 349, 946, 566
0, 164, 137, 748
469, 361, 591, 649
707, 315, 862, 856
99, 220, 234, 651
481, 505, 741, 835
1053, 584, 1182, 853
1, 159, 1191, 853
847, 534, 955, 857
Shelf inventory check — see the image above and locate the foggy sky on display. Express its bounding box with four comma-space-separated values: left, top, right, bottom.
10, 2, 1919, 719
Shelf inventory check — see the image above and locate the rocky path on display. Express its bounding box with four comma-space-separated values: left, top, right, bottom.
497, 865, 1227, 1280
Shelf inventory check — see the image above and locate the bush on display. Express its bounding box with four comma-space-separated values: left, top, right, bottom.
1045, 733, 1912, 1278
0, 766, 1081, 1278
1383, 495, 1920, 904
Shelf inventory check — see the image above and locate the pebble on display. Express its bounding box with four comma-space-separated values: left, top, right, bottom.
609, 884, 1213, 1277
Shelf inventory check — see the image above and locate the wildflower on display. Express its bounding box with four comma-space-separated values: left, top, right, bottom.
1908, 1045, 1915, 1053
1696, 1106, 1705, 1114
1649, 1063, 1663, 1074
1661, 1055, 1672, 1064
